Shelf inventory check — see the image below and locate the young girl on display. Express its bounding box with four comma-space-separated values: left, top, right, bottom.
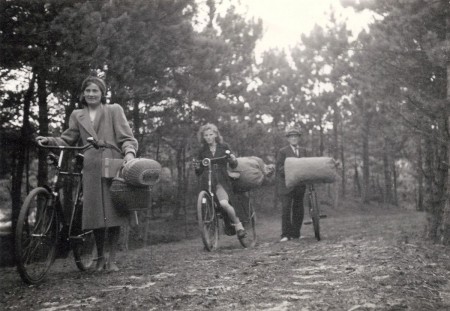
194, 123, 246, 239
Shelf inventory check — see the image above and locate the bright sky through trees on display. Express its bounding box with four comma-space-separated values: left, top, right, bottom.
240, 0, 374, 52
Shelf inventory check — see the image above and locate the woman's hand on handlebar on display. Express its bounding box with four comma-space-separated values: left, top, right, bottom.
36, 136, 49, 145
124, 152, 135, 163
192, 159, 201, 170
228, 152, 237, 163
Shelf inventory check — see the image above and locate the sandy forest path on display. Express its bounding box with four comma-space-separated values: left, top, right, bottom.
1, 203, 450, 311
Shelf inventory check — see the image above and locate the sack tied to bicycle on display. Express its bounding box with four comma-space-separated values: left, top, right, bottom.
193, 123, 274, 250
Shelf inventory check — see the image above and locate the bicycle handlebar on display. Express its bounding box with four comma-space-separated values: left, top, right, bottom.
36, 138, 93, 151
201, 150, 231, 167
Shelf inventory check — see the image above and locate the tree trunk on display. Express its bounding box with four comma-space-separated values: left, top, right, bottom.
173, 145, 184, 219
332, 101, 339, 160
424, 96, 447, 243
318, 122, 324, 157
132, 100, 141, 147
441, 0, 450, 245
340, 120, 346, 198
331, 101, 341, 207
382, 137, 393, 205
416, 136, 424, 211
11, 73, 35, 231
353, 162, 361, 197
37, 69, 49, 187
424, 128, 438, 240
424, 0, 449, 243
433, 124, 448, 243
361, 98, 371, 203
392, 161, 398, 206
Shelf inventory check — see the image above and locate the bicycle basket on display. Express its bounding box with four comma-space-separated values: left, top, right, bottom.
110, 177, 151, 214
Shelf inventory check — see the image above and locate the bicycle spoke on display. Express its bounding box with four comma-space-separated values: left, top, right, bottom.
22, 239, 38, 265
15, 187, 58, 284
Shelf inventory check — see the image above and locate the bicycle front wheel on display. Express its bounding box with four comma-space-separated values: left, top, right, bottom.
15, 187, 58, 284
238, 197, 257, 248
197, 191, 218, 251
72, 230, 97, 271
309, 189, 321, 241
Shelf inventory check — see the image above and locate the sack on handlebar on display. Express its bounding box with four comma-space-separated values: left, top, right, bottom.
285, 157, 337, 189
122, 158, 162, 187
228, 156, 266, 192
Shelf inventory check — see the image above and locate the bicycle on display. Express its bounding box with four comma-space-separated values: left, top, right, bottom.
304, 183, 327, 241
14, 138, 99, 284
196, 151, 257, 251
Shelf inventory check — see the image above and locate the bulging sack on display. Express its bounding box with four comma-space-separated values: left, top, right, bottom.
285, 157, 336, 188
122, 158, 162, 187
228, 157, 265, 192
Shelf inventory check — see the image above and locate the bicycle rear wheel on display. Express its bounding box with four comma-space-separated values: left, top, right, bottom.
238, 196, 257, 248
70, 189, 97, 271
15, 187, 58, 284
197, 191, 218, 251
309, 188, 321, 241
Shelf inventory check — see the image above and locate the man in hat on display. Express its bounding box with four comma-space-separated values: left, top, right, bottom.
276, 126, 307, 242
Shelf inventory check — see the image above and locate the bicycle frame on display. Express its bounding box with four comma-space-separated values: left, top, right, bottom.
201, 151, 231, 203
306, 183, 321, 241
37, 141, 93, 243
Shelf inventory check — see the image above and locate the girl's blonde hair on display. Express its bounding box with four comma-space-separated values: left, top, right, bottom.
197, 123, 224, 145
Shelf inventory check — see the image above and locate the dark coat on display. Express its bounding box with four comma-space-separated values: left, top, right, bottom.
47, 104, 138, 230
195, 143, 238, 198
276, 145, 305, 195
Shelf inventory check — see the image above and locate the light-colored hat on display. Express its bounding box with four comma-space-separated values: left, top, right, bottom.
285, 127, 301, 137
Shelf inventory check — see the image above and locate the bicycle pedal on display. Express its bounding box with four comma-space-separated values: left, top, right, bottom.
69, 235, 84, 241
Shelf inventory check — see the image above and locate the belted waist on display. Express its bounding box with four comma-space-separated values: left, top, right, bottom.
97, 140, 122, 154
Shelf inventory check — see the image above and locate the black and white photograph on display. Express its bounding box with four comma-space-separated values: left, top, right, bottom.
1, 0, 450, 310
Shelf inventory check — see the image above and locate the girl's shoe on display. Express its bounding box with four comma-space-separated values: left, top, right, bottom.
237, 229, 247, 239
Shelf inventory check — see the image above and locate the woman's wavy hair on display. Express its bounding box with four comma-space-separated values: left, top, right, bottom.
197, 123, 224, 146
79, 76, 107, 106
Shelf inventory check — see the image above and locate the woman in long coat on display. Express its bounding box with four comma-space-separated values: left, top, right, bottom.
37, 76, 138, 271
194, 123, 247, 239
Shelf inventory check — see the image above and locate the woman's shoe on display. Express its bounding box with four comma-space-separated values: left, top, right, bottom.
96, 257, 106, 271
106, 261, 120, 272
